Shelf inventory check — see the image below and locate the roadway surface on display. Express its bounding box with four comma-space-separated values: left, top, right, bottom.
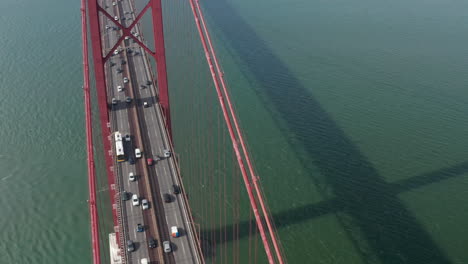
100, 0, 202, 263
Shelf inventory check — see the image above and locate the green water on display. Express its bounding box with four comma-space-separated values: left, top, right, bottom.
1, 0, 468, 263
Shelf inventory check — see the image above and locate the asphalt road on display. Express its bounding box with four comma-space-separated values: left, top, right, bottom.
99, 0, 202, 263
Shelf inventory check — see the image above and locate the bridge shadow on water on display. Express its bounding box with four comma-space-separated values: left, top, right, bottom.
198, 0, 460, 263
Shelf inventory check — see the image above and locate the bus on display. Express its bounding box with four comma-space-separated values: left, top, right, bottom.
114, 131, 125, 162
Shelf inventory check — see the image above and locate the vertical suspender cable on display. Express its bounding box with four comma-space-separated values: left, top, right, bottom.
81, 0, 101, 263
192, 1, 285, 263
187, 0, 275, 262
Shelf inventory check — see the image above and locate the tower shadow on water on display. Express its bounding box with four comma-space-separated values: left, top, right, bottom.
199, 0, 453, 263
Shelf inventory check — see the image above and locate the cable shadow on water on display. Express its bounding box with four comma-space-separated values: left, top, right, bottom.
198, 0, 454, 263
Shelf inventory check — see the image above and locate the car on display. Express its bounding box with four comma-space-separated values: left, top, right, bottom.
114, 16, 118, 21
123, 77, 129, 83
122, 191, 130, 201
129, 172, 136, 182
148, 238, 157, 248
117, 85, 123, 92
146, 158, 153, 166
134, 51, 140, 56
121, 17, 126, 21
133, 32, 139, 37
146, 80, 152, 85
136, 223, 144, 232
127, 48, 133, 54
127, 240, 135, 252
132, 194, 139, 206
141, 199, 149, 210
172, 184, 180, 194
143, 101, 149, 108
129, 156, 135, 164
111, 98, 117, 105
163, 149, 171, 158
105, 25, 111, 29
116, 68, 123, 74
113, 49, 119, 55
163, 193, 171, 203
135, 148, 142, 158
163, 241, 171, 253
171, 226, 179, 237
126, 97, 132, 103
121, 60, 126, 65
154, 156, 161, 162
112, 2, 116, 6
140, 85, 146, 89
125, 134, 131, 142
110, 62, 116, 67
124, 36, 130, 40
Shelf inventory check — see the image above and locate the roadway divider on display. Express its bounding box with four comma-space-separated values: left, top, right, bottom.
116, 3, 166, 263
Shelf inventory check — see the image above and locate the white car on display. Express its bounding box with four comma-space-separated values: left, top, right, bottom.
163, 149, 171, 158
117, 85, 123, 92
141, 199, 149, 210
113, 49, 119, 55
105, 25, 110, 29
132, 194, 139, 206
129, 172, 136, 182
112, 2, 116, 6
123, 77, 129, 83
114, 16, 118, 21
125, 36, 130, 40
135, 148, 142, 158
143, 101, 149, 108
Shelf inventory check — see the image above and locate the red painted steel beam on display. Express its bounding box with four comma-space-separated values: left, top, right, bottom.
150, 0, 172, 138
187, 0, 277, 262
87, 0, 120, 247
193, 1, 285, 263
97, 0, 172, 138
81, 0, 101, 263
98, 3, 156, 62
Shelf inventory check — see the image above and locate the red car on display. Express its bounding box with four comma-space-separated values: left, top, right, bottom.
147, 158, 153, 166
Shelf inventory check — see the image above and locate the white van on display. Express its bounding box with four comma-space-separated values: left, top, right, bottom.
140, 258, 148, 264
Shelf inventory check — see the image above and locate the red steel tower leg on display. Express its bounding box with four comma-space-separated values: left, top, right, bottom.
150, 0, 172, 137
87, 0, 120, 247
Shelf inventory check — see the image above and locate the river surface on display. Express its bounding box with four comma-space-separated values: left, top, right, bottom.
1, 0, 468, 263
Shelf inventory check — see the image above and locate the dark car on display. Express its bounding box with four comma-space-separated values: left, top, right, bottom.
172, 185, 180, 195
146, 80, 152, 85
149, 238, 157, 248
129, 156, 135, 165
163, 193, 171, 203
127, 240, 135, 252
137, 223, 144, 232
122, 191, 130, 201
121, 59, 126, 65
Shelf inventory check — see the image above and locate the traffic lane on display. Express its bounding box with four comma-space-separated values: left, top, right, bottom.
108, 44, 150, 264
139, 86, 195, 261
104, 1, 148, 262
130, 41, 197, 262
121, 25, 163, 263
121, 1, 197, 262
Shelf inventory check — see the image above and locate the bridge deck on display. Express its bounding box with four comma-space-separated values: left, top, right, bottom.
100, 0, 202, 263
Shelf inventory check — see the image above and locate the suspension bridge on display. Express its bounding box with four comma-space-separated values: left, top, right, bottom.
81, 0, 285, 263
